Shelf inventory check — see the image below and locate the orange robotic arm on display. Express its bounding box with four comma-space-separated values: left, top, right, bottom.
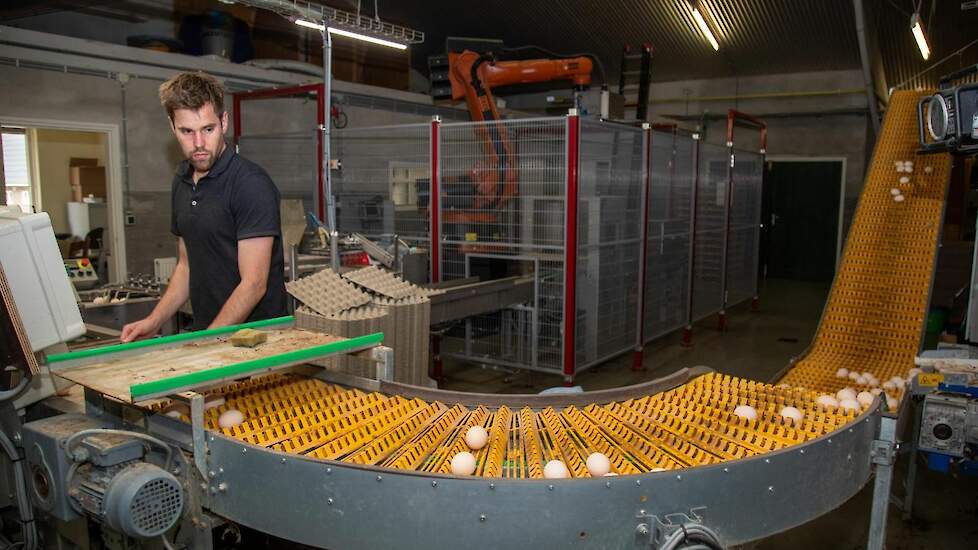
448, 50, 593, 122
445, 50, 593, 212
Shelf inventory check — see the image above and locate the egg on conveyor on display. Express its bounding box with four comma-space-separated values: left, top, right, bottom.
733, 404, 758, 421
871, 388, 883, 396
856, 391, 875, 408
650, 468, 668, 473
836, 388, 857, 402
882, 381, 896, 391
839, 399, 860, 412
464, 426, 489, 450
848, 372, 860, 381
890, 188, 901, 196
217, 408, 244, 429
585, 452, 611, 477
816, 395, 839, 409
543, 460, 569, 479
907, 367, 922, 380
779, 406, 803, 423
894, 194, 905, 202
855, 375, 868, 386
451, 452, 477, 476
924, 166, 933, 174
835, 368, 849, 379
899, 176, 910, 184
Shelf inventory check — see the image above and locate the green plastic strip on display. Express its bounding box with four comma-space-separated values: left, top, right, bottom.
128, 331, 385, 400
47, 316, 295, 364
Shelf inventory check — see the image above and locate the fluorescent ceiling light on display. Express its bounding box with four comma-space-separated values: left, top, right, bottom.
910, 13, 930, 60
692, 8, 719, 51
294, 18, 408, 50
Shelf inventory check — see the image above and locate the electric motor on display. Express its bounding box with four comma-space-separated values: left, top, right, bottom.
69, 461, 183, 539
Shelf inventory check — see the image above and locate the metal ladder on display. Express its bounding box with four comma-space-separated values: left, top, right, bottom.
617, 43, 654, 121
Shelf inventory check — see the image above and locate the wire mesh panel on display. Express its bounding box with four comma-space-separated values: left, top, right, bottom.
576, 120, 645, 370
644, 130, 696, 341
438, 118, 567, 373
237, 132, 318, 211
691, 141, 729, 322
725, 149, 764, 306
331, 124, 431, 243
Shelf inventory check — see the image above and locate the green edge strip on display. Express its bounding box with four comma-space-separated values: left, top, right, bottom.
128, 331, 384, 399
47, 316, 296, 364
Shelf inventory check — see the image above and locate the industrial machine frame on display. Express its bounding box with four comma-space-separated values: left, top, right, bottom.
327, 111, 765, 384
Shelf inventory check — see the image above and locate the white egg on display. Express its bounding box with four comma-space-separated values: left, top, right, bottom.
217, 409, 244, 429
899, 176, 910, 184
464, 426, 489, 450
733, 404, 758, 421
839, 399, 860, 412
816, 395, 839, 409
836, 388, 857, 401
856, 391, 875, 407
907, 368, 922, 381
924, 166, 933, 174
603, 472, 619, 477
867, 378, 880, 388
780, 406, 803, 423
835, 368, 850, 378
890, 188, 900, 196
585, 452, 611, 477
904, 161, 914, 172
650, 467, 668, 472
848, 372, 860, 381
890, 376, 905, 387
883, 381, 896, 391
543, 460, 569, 479
855, 375, 868, 386
871, 388, 883, 396
894, 195, 905, 202
450, 452, 477, 476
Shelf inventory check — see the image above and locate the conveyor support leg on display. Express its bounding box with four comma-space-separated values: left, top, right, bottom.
867, 415, 897, 550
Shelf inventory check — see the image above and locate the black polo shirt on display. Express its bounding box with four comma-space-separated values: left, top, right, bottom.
171, 144, 287, 329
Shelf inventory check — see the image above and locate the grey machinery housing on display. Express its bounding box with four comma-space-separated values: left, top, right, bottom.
918, 65, 978, 155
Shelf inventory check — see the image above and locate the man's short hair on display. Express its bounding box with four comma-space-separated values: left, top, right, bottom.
159, 71, 225, 120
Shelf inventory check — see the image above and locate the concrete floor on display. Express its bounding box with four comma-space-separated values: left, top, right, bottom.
441, 278, 978, 549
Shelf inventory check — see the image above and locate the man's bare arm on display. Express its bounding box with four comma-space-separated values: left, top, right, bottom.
120, 238, 191, 342
207, 237, 273, 329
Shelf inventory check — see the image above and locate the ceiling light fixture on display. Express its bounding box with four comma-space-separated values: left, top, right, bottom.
294, 17, 408, 50
690, 3, 719, 51
910, 12, 930, 60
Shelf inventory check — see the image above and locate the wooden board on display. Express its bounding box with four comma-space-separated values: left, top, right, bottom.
54, 329, 345, 403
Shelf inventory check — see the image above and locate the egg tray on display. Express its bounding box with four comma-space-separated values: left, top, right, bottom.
342, 265, 445, 301
164, 371, 859, 478
285, 269, 371, 317
776, 90, 951, 404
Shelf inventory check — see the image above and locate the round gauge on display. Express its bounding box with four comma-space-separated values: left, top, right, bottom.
932, 422, 953, 441
926, 94, 950, 141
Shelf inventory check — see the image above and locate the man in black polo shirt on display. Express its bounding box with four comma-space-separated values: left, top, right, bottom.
121, 72, 286, 341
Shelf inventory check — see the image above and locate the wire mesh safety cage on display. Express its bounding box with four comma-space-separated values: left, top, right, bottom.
690, 141, 730, 323
575, 120, 645, 371
237, 132, 319, 213
644, 130, 696, 342
725, 149, 764, 307
288, 116, 764, 379
331, 123, 432, 245
438, 117, 569, 373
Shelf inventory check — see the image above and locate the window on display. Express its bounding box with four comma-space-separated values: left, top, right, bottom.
2, 129, 33, 213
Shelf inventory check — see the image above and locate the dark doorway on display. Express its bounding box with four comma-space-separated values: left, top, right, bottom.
761, 160, 843, 282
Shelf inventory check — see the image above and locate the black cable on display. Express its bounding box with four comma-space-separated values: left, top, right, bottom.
497, 45, 607, 87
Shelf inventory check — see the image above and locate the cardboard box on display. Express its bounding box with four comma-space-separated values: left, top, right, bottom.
69, 166, 106, 202
69, 157, 98, 167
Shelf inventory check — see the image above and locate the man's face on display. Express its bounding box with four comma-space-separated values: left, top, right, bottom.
170, 102, 228, 174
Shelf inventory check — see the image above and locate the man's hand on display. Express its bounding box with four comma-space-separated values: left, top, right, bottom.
120, 317, 161, 343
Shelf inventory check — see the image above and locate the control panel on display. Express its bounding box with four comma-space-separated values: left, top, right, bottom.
64, 258, 99, 290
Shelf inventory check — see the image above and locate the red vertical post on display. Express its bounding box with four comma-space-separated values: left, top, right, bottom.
430, 116, 443, 383
562, 112, 580, 386
232, 94, 242, 145
683, 133, 701, 347
633, 123, 652, 371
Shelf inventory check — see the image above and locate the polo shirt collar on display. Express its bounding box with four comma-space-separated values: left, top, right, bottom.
176, 141, 234, 182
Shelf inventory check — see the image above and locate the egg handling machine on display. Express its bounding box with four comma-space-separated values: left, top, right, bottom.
0, 211, 905, 550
